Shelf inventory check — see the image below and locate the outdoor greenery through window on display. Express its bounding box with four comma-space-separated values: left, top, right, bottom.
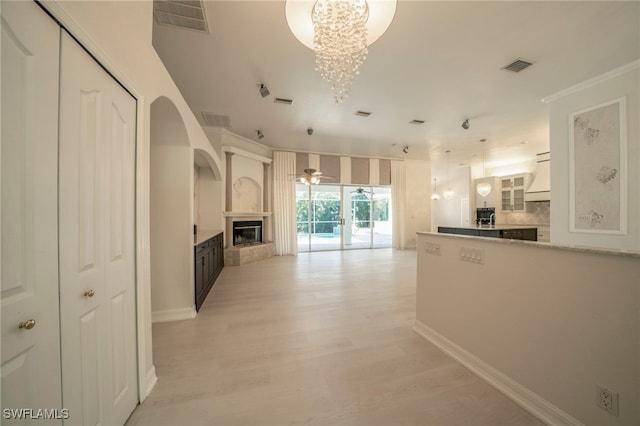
296, 184, 392, 252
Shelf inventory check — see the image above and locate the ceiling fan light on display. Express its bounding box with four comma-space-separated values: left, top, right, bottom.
477, 182, 492, 197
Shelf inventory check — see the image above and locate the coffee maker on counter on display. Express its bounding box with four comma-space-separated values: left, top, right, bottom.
476, 207, 495, 226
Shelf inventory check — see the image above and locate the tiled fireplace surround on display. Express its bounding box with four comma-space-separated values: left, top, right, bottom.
223, 147, 274, 266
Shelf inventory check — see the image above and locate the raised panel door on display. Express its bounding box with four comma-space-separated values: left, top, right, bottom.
0, 2, 63, 423
58, 31, 137, 426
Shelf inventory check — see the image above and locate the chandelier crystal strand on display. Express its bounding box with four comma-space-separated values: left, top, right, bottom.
312, 0, 369, 103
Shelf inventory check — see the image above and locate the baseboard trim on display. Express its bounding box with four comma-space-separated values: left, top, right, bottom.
152, 306, 197, 323
413, 320, 584, 426
142, 366, 158, 402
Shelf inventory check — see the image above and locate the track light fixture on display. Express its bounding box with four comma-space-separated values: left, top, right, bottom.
259, 83, 270, 98
461, 119, 470, 130
256, 130, 264, 139
402, 146, 409, 154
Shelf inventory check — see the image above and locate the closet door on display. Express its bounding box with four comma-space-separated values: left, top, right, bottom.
58, 31, 137, 426
1, 2, 63, 423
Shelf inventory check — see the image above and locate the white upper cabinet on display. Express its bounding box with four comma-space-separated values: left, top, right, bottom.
500, 173, 532, 212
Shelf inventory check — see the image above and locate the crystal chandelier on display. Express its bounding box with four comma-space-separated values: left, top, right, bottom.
312, 0, 368, 103
285, 0, 397, 103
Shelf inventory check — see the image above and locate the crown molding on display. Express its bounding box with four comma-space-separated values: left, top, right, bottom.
542, 60, 640, 104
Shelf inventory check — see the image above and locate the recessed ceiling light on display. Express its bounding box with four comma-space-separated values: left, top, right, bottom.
274, 97, 294, 105
409, 119, 425, 125
355, 111, 372, 117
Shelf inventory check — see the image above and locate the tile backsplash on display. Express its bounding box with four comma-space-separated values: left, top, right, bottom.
501, 201, 550, 225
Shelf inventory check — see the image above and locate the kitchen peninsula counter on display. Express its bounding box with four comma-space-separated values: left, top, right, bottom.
414, 231, 640, 425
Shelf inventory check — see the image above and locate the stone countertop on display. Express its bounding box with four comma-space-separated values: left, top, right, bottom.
440, 225, 538, 231
194, 229, 223, 246
419, 231, 640, 258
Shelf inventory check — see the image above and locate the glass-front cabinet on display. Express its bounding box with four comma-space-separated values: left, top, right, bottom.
500, 174, 531, 212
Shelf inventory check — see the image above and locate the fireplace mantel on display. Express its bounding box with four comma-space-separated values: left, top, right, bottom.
224, 212, 272, 218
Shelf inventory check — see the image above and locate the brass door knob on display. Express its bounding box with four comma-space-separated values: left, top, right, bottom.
84, 289, 95, 298
18, 319, 36, 330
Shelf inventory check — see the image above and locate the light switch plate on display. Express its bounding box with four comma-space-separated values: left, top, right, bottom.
424, 241, 441, 255
460, 246, 483, 264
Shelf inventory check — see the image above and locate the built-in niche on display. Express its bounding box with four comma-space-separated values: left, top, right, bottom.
232, 177, 261, 212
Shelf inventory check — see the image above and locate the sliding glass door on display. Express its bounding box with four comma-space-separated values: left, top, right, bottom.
296, 184, 341, 252
296, 184, 392, 252
342, 186, 392, 250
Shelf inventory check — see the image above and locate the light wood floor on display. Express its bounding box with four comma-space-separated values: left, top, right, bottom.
127, 249, 544, 426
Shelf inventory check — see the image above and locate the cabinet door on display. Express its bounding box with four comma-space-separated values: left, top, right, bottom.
195, 253, 204, 297
501, 178, 512, 189
513, 176, 525, 188
501, 190, 512, 211
59, 31, 138, 426
209, 245, 217, 281
513, 189, 526, 211
1, 2, 63, 419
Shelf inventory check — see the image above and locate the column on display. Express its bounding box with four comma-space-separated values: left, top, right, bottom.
225, 151, 233, 248
263, 162, 270, 242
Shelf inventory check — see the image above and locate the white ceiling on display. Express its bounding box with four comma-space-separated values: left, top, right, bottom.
152, 1, 639, 171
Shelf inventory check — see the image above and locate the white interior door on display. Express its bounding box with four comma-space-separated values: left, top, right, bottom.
1, 2, 63, 423
58, 31, 137, 426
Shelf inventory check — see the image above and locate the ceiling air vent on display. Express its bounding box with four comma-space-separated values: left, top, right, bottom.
153, 0, 209, 33
199, 112, 231, 128
274, 98, 294, 105
410, 119, 425, 125
355, 111, 372, 117
501, 59, 533, 73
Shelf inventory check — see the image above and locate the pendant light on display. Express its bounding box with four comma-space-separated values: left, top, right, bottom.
431, 178, 440, 200
476, 139, 492, 197
443, 150, 454, 200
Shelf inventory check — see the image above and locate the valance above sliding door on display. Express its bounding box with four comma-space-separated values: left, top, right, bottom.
295, 152, 391, 186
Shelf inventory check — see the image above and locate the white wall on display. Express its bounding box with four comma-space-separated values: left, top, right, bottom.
548, 63, 639, 251
150, 145, 192, 315
431, 166, 471, 229
398, 160, 430, 248
416, 232, 640, 426
197, 166, 222, 231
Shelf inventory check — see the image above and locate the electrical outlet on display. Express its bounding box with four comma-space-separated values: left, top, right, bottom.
424, 241, 441, 256
597, 385, 619, 416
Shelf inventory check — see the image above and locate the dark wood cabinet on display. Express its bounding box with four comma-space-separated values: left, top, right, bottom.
195, 232, 224, 311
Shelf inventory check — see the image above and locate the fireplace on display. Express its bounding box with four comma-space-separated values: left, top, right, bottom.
233, 221, 262, 246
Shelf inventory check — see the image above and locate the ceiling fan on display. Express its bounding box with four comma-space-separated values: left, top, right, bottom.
351, 187, 373, 195
292, 168, 333, 185
351, 187, 375, 198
